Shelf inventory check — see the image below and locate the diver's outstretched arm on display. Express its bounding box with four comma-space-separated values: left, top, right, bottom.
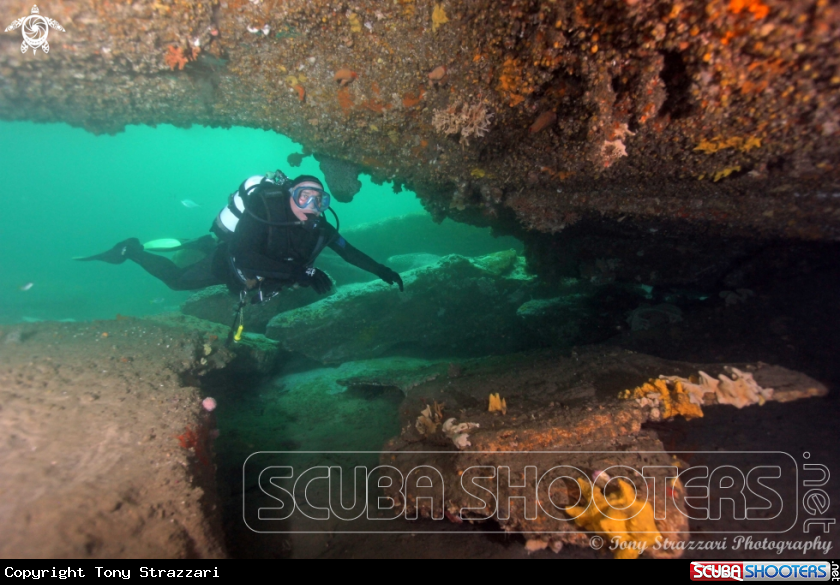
327, 235, 404, 291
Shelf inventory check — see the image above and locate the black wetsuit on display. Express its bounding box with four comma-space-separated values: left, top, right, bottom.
125, 194, 386, 294
125, 237, 233, 292
229, 189, 386, 287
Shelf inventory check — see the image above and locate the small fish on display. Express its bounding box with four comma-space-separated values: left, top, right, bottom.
19, 282, 33, 291
150, 298, 166, 304
180, 199, 201, 209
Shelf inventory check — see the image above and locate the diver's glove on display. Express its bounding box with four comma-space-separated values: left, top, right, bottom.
377, 266, 404, 292
294, 266, 333, 294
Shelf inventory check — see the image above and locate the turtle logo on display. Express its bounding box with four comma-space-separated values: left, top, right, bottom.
5, 5, 65, 54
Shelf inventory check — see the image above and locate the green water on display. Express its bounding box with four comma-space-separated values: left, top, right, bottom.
0, 121, 426, 323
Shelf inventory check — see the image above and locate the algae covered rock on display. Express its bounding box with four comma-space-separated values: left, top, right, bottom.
385, 253, 442, 273
269, 356, 448, 396
377, 346, 693, 558
265, 250, 537, 363
376, 347, 828, 558
315, 213, 523, 287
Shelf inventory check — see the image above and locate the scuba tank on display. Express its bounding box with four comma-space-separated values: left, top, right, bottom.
211, 170, 290, 241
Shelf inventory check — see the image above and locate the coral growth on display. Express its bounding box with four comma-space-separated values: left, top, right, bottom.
346, 12, 362, 33
601, 139, 628, 168
428, 66, 447, 83
164, 47, 187, 71
566, 478, 662, 559
610, 123, 635, 141
524, 539, 549, 554
694, 136, 761, 154
488, 393, 507, 414
431, 3, 448, 32
415, 401, 446, 434
497, 57, 535, 108
729, 0, 770, 20
164, 45, 198, 71
599, 124, 635, 168
713, 368, 774, 408
334, 69, 357, 87
529, 111, 556, 133
416, 402, 478, 449
432, 101, 494, 145
712, 165, 742, 182
621, 378, 705, 420
623, 366, 776, 417
337, 87, 354, 115
176, 425, 211, 466
442, 418, 479, 450
402, 87, 425, 108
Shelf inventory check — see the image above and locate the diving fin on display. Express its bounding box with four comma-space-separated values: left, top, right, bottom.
142, 236, 216, 253
142, 238, 184, 252
74, 238, 143, 264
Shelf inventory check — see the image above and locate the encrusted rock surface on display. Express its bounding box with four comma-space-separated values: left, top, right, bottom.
2, 0, 839, 260
265, 249, 540, 362
377, 346, 827, 557
0, 314, 280, 558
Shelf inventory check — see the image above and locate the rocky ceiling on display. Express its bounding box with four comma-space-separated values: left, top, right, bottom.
2, 0, 839, 288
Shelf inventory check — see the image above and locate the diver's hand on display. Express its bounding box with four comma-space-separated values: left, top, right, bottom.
378, 266, 404, 292
295, 266, 332, 294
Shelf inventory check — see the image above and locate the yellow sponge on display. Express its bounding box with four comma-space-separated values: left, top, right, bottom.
566, 478, 662, 559
620, 378, 704, 420
488, 393, 507, 415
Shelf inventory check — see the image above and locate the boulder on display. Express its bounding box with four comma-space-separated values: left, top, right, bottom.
268, 356, 449, 396
378, 346, 828, 557
317, 213, 523, 286
385, 253, 443, 273
266, 250, 537, 363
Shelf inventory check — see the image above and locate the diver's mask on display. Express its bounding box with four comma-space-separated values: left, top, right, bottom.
291, 185, 331, 213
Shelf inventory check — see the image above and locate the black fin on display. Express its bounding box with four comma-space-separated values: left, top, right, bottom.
74, 238, 142, 264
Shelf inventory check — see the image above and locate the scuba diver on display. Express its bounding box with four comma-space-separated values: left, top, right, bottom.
77, 172, 404, 337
